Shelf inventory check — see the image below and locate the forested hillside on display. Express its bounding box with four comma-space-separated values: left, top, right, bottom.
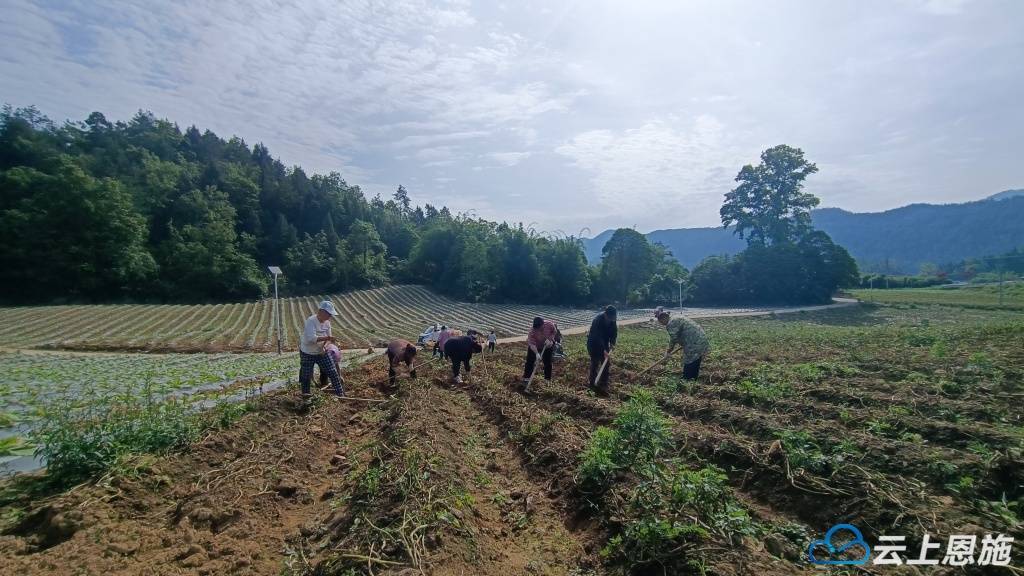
0, 106, 593, 305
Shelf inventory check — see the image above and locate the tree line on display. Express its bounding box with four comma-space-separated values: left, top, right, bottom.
0, 106, 856, 306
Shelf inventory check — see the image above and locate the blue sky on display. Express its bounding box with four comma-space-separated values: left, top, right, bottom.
2, 0, 1022, 233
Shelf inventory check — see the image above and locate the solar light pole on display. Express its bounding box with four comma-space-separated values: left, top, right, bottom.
268, 266, 283, 354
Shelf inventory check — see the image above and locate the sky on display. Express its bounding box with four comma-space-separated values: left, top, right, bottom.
2, 0, 1022, 234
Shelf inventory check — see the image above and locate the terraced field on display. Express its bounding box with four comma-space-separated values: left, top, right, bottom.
3, 301, 1020, 574
0, 285, 650, 352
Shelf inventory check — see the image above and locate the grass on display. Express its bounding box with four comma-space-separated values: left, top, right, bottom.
852, 283, 1024, 309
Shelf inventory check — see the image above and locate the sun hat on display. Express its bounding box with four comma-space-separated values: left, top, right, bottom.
318, 300, 337, 316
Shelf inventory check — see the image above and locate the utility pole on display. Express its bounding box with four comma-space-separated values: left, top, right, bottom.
678, 278, 684, 310
268, 266, 283, 354
999, 267, 1005, 306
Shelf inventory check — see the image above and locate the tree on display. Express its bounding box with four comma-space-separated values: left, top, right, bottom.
344, 219, 388, 287
599, 228, 658, 303
0, 158, 156, 302
393, 184, 411, 215
0, 105, 603, 307
538, 237, 592, 305
157, 186, 266, 301
721, 144, 819, 246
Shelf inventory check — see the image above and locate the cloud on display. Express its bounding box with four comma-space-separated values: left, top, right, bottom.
908, 0, 973, 15
2, 0, 1022, 233
555, 115, 753, 228
488, 151, 531, 167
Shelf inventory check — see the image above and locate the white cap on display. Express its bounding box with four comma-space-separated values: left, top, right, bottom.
318, 300, 337, 316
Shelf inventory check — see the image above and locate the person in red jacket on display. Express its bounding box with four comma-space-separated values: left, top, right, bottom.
522, 316, 558, 390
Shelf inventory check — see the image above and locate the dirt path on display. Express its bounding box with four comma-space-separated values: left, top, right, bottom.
526, 297, 859, 344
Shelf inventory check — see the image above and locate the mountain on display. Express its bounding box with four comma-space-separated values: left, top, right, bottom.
988, 189, 1024, 201
584, 192, 1024, 273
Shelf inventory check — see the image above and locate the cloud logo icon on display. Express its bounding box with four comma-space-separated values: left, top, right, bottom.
807, 524, 871, 565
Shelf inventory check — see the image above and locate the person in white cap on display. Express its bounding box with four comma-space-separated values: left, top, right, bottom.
299, 300, 344, 401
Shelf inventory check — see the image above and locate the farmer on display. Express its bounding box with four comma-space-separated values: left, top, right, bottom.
319, 341, 342, 390
385, 338, 418, 388
300, 300, 344, 401
433, 325, 449, 359
487, 330, 497, 353
522, 316, 558, 388
444, 334, 482, 385
586, 306, 617, 395
657, 311, 709, 380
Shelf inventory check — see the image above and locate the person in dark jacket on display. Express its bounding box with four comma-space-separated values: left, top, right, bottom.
385, 338, 418, 388
443, 334, 483, 384
586, 306, 618, 395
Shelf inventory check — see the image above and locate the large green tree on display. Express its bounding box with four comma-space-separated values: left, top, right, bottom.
720, 144, 819, 246
598, 228, 659, 303
0, 159, 156, 301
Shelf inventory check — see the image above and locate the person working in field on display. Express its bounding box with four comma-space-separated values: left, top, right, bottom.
522, 316, 559, 389
657, 311, 709, 380
385, 338, 418, 388
433, 325, 449, 359
586, 306, 617, 395
319, 341, 342, 390
300, 301, 344, 402
487, 330, 497, 352
444, 333, 482, 385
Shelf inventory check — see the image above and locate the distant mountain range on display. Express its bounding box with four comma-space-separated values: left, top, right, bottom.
583, 191, 1024, 273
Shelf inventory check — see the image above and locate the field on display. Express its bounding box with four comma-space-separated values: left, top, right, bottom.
1, 296, 1021, 575
0, 285, 651, 353
853, 283, 1024, 310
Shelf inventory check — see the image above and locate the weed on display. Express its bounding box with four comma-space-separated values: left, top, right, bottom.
736, 364, 792, 403
775, 430, 857, 475
614, 390, 671, 466
577, 426, 620, 493
930, 340, 949, 359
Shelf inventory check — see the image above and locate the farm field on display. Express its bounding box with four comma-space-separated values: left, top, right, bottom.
0, 285, 652, 353
853, 283, 1024, 310
1, 298, 1021, 574
0, 351, 307, 474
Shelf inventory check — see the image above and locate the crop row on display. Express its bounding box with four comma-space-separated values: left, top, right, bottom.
0, 285, 649, 352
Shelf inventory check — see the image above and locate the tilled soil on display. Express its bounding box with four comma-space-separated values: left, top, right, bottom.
1, 308, 1021, 575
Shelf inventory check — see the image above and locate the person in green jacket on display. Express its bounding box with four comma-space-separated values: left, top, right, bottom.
656, 310, 709, 380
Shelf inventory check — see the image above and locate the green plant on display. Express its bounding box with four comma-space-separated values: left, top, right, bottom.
577, 426, 620, 493
0, 436, 33, 457
736, 364, 792, 403
613, 390, 670, 466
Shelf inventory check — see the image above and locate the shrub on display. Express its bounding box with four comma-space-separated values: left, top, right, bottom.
577, 427, 620, 493
612, 390, 671, 467
29, 390, 255, 488
602, 465, 756, 567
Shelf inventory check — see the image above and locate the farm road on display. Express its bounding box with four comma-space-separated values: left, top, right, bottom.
346, 296, 859, 353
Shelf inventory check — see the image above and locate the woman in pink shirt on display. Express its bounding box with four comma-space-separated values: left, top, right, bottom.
522, 316, 558, 389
